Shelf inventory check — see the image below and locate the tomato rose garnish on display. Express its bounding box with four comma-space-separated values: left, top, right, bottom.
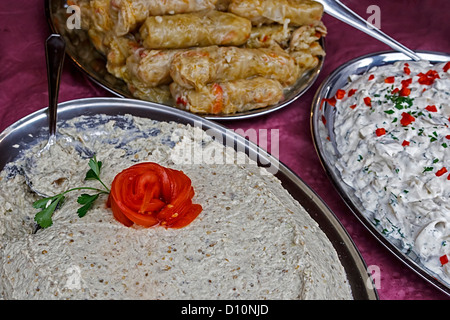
107, 162, 202, 228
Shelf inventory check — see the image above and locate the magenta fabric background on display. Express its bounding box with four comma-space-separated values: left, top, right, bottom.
0, 0, 449, 300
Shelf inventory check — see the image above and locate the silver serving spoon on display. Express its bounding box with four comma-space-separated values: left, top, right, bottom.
46, 34, 66, 151
25, 34, 94, 200
316, 0, 421, 61
23, 34, 66, 197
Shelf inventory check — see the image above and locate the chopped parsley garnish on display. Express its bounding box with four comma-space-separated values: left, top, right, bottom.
422, 166, 434, 173
385, 91, 414, 110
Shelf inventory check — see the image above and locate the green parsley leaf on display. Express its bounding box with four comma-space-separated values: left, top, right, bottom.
85, 156, 102, 181
33, 195, 58, 209
34, 195, 65, 228
77, 193, 100, 218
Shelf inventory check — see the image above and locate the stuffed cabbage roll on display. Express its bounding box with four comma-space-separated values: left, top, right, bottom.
85, 0, 115, 33
127, 83, 173, 105
289, 22, 327, 51
215, 0, 232, 11
289, 42, 325, 73
104, 35, 140, 78
76, 0, 120, 55
228, 0, 324, 26
288, 22, 326, 72
110, 0, 218, 35
139, 10, 252, 49
169, 45, 300, 89
245, 24, 295, 49
170, 78, 284, 114
125, 48, 184, 87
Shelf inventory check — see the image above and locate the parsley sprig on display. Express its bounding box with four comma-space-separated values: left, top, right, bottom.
33, 156, 110, 229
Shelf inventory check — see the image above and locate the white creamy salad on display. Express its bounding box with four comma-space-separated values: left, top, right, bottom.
0, 114, 352, 299
329, 60, 450, 284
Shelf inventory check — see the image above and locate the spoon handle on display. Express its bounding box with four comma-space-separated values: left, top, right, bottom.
317, 0, 421, 61
45, 34, 66, 138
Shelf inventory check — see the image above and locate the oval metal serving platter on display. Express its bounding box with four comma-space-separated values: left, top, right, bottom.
0, 97, 376, 299
44, 0, 325, 121
311, 50, 450, 296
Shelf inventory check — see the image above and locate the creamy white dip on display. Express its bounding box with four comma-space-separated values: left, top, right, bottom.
0, 115, 352, 299
331, 60, 450, 285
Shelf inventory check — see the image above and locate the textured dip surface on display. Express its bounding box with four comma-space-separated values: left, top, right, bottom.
0, 114, 352, 299
332, 60, 450, 285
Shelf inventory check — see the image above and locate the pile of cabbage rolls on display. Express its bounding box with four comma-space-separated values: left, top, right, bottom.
74, 0, 327, 114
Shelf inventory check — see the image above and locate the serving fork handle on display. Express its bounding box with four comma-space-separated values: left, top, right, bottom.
317, 0, 421, 61
45, 34, 66, 139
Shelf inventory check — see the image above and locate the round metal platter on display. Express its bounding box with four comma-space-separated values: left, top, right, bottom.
311, 50, 450, 296
44, 0, 325, 121
0, 97, 377, 300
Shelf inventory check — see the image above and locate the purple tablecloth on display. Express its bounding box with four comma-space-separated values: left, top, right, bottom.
0, 0, 449, 300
